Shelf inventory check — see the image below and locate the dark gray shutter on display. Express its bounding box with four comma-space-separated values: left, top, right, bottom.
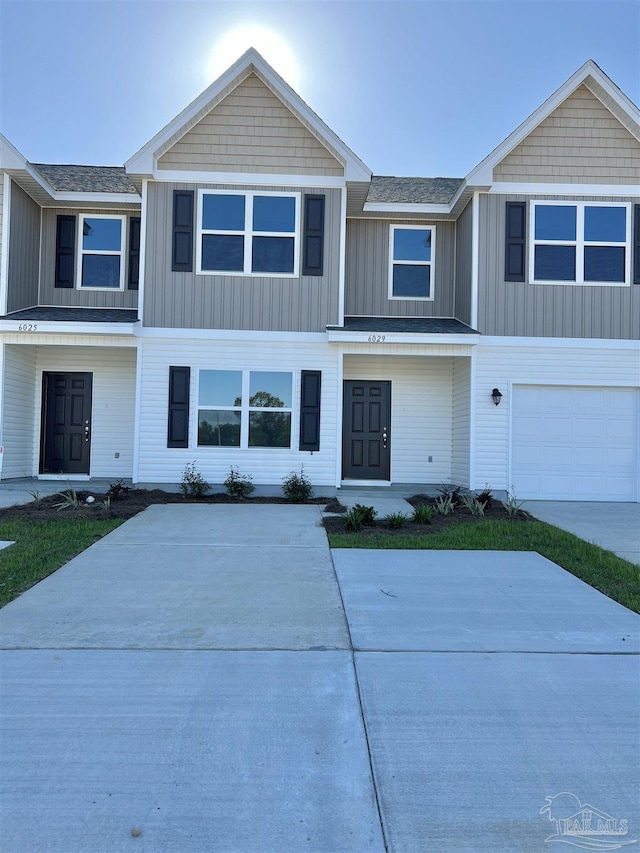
172, 191, 194, 272
55, 215, 76, 288
302, 194, 325, 276
505, 201, 526, 282
299, 370, 321, 451
634, 204, 640, 285
128, 217, 141, 289
167, 366, 190, 448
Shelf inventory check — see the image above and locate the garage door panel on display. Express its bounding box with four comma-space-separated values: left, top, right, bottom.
511, 386, 638, 501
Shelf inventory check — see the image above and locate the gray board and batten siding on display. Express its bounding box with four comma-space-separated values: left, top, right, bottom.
144, 182, 342, 332
7, 182, 41, 313
345, 218, 455, 318
454, 200, 473, 327
39, 208, 139, 310
478, 193, 640, 340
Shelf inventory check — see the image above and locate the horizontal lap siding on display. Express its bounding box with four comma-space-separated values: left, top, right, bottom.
145, 183, 341, 331
157, 74, 343, 177
343, 355, 453, 483
31, 346, 137, 478
1, 344, 37, 479
451, 357, 471, 485
7, 182, 40, 313
473, 343, 640, 491
493, 86, 640, 183
478, 193, 640, 339
137, 338, 339, 486
345, 219, 455, 317
39, 208, 139, 309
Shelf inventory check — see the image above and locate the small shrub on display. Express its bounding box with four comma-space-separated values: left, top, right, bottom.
476, 485, 494, 508
53, 489, 80, 511
100, 497, 112, 510
412, 504, 433, 524
282, 466, 313, 502
353, 504, 377, 525
504, 490, 526, 519
436, 484, 464, 507
223, 465, 255, 500
434, 494, 455, 515
342, 507, 365, 532
180, 461, 210, 500
107, 479, 131, 500
385, 512, 408, 529
460, 493, 486, 517
27, 487, 42, 504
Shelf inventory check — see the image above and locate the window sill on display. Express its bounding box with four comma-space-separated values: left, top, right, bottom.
529, 280, 630, 287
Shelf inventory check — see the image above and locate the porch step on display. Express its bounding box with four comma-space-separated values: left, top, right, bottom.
336, 490, 415, 520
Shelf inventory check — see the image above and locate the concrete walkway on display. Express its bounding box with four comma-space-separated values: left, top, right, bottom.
524, 500, 640, 564
1, 505, 639, 852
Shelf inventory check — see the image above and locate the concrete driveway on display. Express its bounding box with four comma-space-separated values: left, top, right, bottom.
1, 505, 638, 852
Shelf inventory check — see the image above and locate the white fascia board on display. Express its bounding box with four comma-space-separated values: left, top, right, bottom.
138, 327, 328, 342
0, 134, 28, 170
363, 201, 453, 215
51, 191, 141, 204
465, 60, 640, 187
478, 335, 640, 350
0, 173, 11, 316
126, 48, 371, 183
488, 182, 640, 197
0, 321, 138, 336
326, 330, 480, 346
152, 170, 346, 188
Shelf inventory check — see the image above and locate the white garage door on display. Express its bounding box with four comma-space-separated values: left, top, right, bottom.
511, 386, 638, 501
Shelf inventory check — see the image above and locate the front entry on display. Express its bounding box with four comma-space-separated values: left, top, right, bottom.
342, 380, 391, 480
40, 373, 93, 474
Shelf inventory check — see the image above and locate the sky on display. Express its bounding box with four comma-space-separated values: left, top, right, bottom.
1, 0, 639, 178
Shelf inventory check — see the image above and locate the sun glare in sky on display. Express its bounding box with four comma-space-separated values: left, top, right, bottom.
207, 25, 301, 88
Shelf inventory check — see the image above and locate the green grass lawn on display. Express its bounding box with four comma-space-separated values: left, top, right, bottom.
0, 518, 122, 608
329, 519, 640, 614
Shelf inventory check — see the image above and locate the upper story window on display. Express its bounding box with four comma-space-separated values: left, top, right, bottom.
196, 190, 300, 277
197, 369, 293, 448
530, 201, 631, 285
78, 215, 125, 289
388, 225, 435, 300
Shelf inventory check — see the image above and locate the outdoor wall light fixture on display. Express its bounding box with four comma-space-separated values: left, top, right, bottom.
491, 388, 503, 406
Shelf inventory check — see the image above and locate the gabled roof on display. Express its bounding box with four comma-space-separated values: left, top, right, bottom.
125, 48, 371, 182
367, 176, 464, 204
466, 59, 640, 185
31, 164, 138, 194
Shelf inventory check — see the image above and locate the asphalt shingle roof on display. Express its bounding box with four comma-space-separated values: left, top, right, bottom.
367, 176, 464, 204
328, 317, 477, 334
31, 164, 138, 194
3, 308, 139, 323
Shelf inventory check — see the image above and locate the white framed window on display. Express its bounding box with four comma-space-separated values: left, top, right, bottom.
196, 190, 300, 277
529, 201, 631, 286
77, 214, 126, 290
197, 369, 293, 448
388, 224, 435, 300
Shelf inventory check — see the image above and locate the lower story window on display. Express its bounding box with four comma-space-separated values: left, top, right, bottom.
198, 369, 293, 448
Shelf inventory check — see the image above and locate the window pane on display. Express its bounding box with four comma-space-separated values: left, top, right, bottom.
534, 245, 576, 280
82, 218, 122, 251
392, 264, 431, 297
249, 412, 291, 447
252, 236, 294, 273
584, 246, 625, 282
81, 255, 121, 287
584, 207, 626, 242
534, 206, 576, 241
198, 410, 241, 446
253, 196, 296, 233
201, 234, 244, 272
393, 229, 432, 261
198, 371, 242, 406
249, 372, 292, 408
202, 194, 245, 231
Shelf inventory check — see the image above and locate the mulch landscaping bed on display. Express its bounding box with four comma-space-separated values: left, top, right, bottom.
323, 494, 529, 537
0, 489, 345, 523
